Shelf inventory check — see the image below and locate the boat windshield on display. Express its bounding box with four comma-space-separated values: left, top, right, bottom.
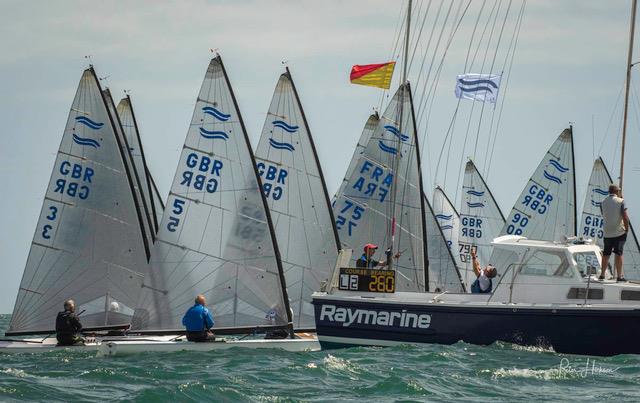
574, 251, 601, 277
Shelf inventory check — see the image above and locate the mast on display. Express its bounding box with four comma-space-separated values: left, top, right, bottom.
389, 0, 412, 269
620, 0, 637, 193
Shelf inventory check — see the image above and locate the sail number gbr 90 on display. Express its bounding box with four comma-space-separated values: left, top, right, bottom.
338, 268, 395, 293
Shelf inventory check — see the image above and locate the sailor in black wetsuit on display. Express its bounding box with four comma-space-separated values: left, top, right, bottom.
55, 299, 84, 346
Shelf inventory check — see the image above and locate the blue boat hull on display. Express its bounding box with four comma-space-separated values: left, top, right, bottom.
313, 297, 640, 356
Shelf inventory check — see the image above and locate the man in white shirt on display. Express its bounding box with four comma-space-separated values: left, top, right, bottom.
599, 184, 630, 282
470, 248, 497, 293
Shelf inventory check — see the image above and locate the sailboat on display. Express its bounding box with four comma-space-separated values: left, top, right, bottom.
432, 186, 463, 268
312, 0, 640, 356
580, 157, 640, 279
117, 95, 165, 233
1, 67, 152, 351
458, 160, 506, 289
97, 56, 319, 355
253, 68, 340, 330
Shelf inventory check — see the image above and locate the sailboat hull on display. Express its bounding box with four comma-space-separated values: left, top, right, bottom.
312, 294, 640, 356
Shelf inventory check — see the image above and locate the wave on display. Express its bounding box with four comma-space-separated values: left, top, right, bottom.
591, 200, 602, 207
199, 128, 229, 140
593, 188, 609, 196
75, 116, 104, 130
378, 140, 397, 155
72, 134, 100, 148
458, 86, 494, 94
467, 202, 485, 208
548, 159, 569, 172
440, 225, 454, 230
466, 190, 485, 197
435, 214, 453, 220
457, 78, 498, 88
384, 125, 409, 142
269, 138, 295, 152
202, 106, 230, 121
272, 120, 299, 133
543, 170, 562, 184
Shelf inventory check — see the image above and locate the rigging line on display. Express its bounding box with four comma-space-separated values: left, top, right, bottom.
441, 0, 499, 189
597, 82, 625, 160
431, 0, 487, 187
487, 0, 527, 177
408, 0, 433, 76
483, 0, 525, 174
379, 3, 408, 113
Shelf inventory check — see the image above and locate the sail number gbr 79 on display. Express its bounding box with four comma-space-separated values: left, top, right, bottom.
339, 267, 395, 293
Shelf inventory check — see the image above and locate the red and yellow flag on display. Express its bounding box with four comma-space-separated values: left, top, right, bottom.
350, 62, 396, 89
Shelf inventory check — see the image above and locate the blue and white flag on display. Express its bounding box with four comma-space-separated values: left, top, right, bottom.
455, 73, 501, 104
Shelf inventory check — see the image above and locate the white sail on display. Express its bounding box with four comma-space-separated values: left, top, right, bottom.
103, 89, 155, 249
333, 83, 427, 292
117, 96, 161, 234
254, 69, 340, 329
131, 57, 291, 331
432, 186, 462, 270
458, 160, 506, 289
148, 169, 165, 227
424, 195, 465, 292
580, 157, 640, 279
8, 68, 150, 334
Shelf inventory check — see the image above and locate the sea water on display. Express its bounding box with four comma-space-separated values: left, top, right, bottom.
0, 315, 637, 402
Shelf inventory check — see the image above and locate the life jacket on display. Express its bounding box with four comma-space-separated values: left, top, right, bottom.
471, 277, 492, 294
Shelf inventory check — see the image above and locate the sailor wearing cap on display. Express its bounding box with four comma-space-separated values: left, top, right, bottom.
356, 244, 391, 268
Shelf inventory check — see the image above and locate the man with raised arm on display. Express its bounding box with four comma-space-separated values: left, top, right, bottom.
599, 184, 630, 282
182, 294, 215, 342
470, 248, 497, 293
55, 299, 84, 346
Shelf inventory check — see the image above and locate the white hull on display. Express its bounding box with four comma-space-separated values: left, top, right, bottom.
0, 333, 320, 355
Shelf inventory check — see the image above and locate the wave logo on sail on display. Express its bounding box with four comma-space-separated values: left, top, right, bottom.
440, 224, 454, 230
378, 141, 398, 155
467, 202, 485, 208
466, 190, 485, 197
269, 138, 295, 152
199, 128, 229, 140
72, 134, 100, 148
591, 200, 602, 207
435, 213, 452, 220
272, 120, 299, 133
548, 159, 569, 173
75, 116, 104, 130
202, 106, 230, 122
543, 170, 562, 184
384, 125, 409, 142
592, 188, 609, 196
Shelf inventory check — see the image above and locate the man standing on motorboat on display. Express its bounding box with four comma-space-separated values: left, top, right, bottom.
470, 249, 497, 293
55, 299, 84, 346
599, 184, 630, 282
182, 294, 215, 342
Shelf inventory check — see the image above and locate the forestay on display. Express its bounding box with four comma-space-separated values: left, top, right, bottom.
254, 69, 340, 329
8, 68, 150, 334
332, 83, 427, 292
148, 171, 165, 227
131, 56, 291, 331
458, 160, 506, 289
117, 96, 162, 234
423, 195, 465, 292
580, 157, 640, 279
432, 186, 462, 269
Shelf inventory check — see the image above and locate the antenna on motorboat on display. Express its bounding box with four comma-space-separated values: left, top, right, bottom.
620, 0, 637, 194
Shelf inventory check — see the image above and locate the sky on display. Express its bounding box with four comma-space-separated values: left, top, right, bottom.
1, 0, 639, 313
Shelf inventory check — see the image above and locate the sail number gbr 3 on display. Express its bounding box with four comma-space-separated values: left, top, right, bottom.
339, 267, 396, 293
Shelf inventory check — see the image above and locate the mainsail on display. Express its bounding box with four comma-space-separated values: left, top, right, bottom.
332, 83, 427, 292
424, 195, 465, 292
148, 168, 166, 227
253, 69, 340, 329
117, 95, 163, 234
8, 68, 150, 334
131, 56, 291, 332
580, 157, 640, 279
432, 186, 462, 269
458, 160, 506, 288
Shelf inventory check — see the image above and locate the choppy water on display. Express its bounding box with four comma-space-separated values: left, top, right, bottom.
0, 314, 638, 402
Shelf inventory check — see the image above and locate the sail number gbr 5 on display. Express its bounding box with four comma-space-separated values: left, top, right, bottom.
338, 268, 396, 293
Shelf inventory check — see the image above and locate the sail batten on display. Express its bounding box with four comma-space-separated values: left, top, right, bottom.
254, 69, 339, 329
131, 56, 291, 332
8, 68, 150, 334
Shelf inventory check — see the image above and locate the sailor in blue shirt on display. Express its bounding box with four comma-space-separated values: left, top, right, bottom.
182, 294, 215, 342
